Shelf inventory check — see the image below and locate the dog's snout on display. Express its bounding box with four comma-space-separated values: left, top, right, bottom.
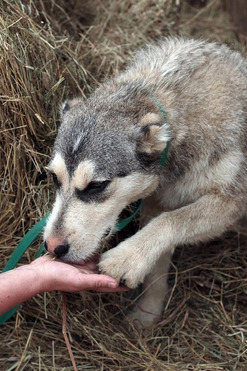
53, 244, 70, 257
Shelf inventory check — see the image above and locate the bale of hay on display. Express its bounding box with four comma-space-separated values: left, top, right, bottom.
1, 0, 247, 370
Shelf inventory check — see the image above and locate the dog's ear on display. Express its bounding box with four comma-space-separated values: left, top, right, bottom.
137, 113, 170, 154
60, 97, 84, 116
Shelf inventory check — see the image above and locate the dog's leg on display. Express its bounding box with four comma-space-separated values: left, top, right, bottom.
129, 250, 171, 329
99, 192, 244, 289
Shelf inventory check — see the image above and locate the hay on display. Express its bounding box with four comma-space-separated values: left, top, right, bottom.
1, 0, 247, 369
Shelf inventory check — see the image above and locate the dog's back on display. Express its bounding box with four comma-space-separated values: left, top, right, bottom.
113, 38, 247, 210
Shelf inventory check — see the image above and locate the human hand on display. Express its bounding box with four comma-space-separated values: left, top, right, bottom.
28, 254, 128, 293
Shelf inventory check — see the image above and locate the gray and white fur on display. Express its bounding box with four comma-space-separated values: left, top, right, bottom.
44, 37, 247, 329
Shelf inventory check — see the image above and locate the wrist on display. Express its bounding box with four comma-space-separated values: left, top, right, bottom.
0, 265, 44, 315
28, 259, 57, 293
16, 265, 45, 295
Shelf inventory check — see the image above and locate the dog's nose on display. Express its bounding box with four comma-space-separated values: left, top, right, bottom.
45, 237, 69, 257
53, 244, 70, 257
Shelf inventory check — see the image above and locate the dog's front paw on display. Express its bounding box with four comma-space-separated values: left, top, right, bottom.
128, 306, 161, 330
98, 241, 148, 288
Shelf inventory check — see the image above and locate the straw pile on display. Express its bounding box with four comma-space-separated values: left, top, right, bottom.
1, 0, 247, 370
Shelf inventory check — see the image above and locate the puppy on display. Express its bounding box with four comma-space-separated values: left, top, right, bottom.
44, 37, 247, 328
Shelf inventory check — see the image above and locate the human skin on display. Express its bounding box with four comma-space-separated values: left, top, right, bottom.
0, 254, 127, 315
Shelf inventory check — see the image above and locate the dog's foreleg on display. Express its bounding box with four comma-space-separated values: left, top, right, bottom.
99, 192, 242, 289
128, 250, 171, 329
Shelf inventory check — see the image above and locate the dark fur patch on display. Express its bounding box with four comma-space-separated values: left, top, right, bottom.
136, 151, 160, 171
163, 141, 197, 181
75, 180, 111, 203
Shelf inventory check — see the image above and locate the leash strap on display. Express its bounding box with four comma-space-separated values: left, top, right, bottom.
0, 216, 49, 325
114, 94, 170, 231
2, 216, 49, 274
114, 199, 143, 232
149, 93, 170, 169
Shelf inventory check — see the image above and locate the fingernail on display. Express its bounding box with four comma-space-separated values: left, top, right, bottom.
107, 281, 118, 288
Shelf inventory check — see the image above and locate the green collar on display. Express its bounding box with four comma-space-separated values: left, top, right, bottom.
115, 94, 170, 231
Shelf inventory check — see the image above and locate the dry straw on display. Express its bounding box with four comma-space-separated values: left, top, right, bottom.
1, 0, 247, 370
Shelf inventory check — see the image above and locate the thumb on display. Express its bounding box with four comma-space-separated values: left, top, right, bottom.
76, 273, 128, 293
76, 272, 117, 290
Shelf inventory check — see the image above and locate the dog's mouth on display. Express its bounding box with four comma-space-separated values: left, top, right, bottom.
76, 228, 112, 270
58, 226, 113, 268
81, 227, 113, 270
76, 252, 100, 271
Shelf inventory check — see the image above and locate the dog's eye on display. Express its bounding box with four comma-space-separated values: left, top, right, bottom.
84, 180, 110, 194
50, 172, 61, 189
76, 180, 110, 199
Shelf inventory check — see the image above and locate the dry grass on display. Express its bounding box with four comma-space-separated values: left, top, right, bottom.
1, 0, 247, 370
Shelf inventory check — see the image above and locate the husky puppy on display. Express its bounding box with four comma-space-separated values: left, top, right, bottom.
44, 38, 247, 328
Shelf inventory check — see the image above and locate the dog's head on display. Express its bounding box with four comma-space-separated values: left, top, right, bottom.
44, 88, 169, 262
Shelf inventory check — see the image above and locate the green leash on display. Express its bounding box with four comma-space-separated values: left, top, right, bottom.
114, 199, 143, 233
0, 216, 49, 325
0, 94, 170, 325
